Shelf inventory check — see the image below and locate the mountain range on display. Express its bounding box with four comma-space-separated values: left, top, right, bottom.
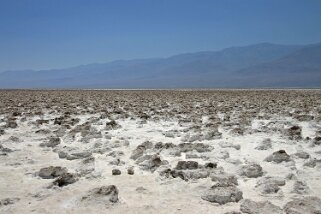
1, 42, 321, 88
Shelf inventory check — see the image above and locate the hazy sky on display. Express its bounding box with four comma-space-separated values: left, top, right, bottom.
1, 0, 321, 71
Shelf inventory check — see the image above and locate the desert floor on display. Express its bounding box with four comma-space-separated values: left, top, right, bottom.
1, 89, 321, 214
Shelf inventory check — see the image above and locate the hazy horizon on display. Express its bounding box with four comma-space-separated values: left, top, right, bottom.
1, 0, 321, 71
1, 41, 317, 73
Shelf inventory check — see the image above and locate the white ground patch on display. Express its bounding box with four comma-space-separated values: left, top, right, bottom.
0, 113, 321, 213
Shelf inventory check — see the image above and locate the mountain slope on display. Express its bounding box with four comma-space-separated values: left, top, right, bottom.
235, 43, 321, 87
0, 42, 319, 88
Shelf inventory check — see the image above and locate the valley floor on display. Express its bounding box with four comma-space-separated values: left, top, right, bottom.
0, 90, 321, 214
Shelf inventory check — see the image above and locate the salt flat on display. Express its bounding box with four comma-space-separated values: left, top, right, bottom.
0, 90, 321, 214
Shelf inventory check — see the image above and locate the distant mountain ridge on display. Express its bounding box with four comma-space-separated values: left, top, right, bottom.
0, 42, 320, 88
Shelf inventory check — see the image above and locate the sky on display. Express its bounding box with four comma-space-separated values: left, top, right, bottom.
0, 0, 321, 71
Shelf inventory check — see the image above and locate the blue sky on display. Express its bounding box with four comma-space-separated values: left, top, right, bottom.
0, 0, 321, 71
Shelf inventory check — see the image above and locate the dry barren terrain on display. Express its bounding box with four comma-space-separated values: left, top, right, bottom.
1, 89, 321, 214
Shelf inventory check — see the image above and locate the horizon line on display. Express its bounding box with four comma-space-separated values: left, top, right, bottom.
2, 41, 319, 73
